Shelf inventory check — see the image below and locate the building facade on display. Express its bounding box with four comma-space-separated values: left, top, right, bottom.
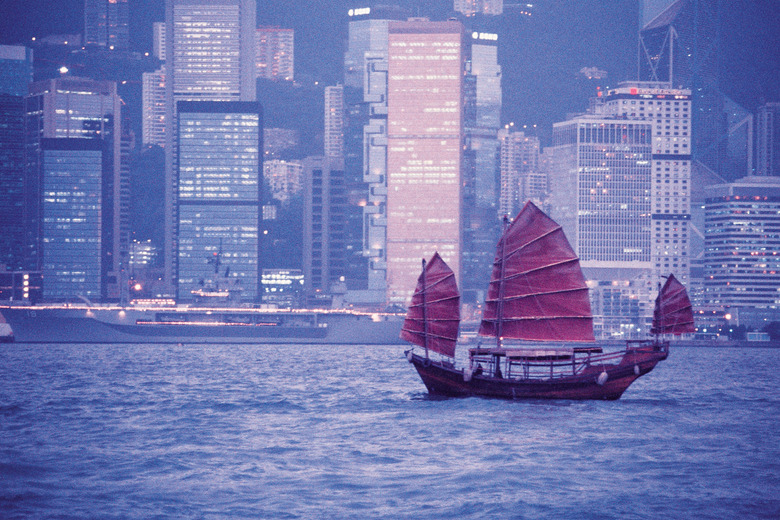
0, 46, 33, 270
704, 176, 780, 325
549, 115, 655, 338
302, 156, 347, 298
142, 67, 166, 147
386, 19, 465, 303
0, 94, 26, 270
461, 32, 502, 302
756, 102, 780, 177
84, 0, 129, 50
598, 82, 693, 287
324, 85, 345, 159
454, 0, 503, 17
342, 6, 409, 305
263, 159, 303, 202
175, 101, 262, 303
547, 81, 692, 338
0, 45, 34, 97
498, 129, 540, 218
164, 0, 257, 296
256, 26, 294, 82
40, 139, 104, 301
25, 77, 126, 300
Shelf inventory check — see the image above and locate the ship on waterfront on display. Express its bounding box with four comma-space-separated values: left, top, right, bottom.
0, 304, 405, 345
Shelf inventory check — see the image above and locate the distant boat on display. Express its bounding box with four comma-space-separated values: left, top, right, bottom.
0, 305, 404, 345
0, 310, 14, 343
403, 201, 694, 400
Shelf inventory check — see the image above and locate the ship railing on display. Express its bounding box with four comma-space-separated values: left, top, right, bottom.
468, 346, 634, 381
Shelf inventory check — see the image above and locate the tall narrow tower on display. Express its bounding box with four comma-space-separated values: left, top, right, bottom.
163, 0, 256, 295
386, 19, 465, 303
324, 85, 344, 159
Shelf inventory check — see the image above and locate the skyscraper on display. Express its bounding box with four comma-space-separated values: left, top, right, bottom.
342, 6, 408, 305
386, 19, 465, 303
549, 115, 654, 338
0, 45, 34, 97
548, 81, 692, 338
461, 32, 502, 302
324, 85, 344, 159
0, 45, 33, 270
256, 26, 294, 82
142, 67, 166, 147
164, 0, 257, 295
599, 83, 693, 286
756, 103, 780, 177
498, 129, 540, 218
703, 175, 780, 326
39, 139, 104, 301
176, 101, 262, 303
84, 0, 129, 51
0, 94, 26, 270
302, 155, 347, 298
25, 77, 125, 300
153, 22, 166, 61
638, 0, 751, 180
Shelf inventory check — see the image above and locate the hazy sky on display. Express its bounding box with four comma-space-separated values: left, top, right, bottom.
1, 0, 777, 142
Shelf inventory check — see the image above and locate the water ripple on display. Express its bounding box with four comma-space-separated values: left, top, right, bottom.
0, 344, 778, 519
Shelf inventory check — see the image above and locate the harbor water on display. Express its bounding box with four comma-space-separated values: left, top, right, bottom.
1, 343, 779, 519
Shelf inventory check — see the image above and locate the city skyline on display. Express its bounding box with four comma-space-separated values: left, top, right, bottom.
0, 1, 778, 332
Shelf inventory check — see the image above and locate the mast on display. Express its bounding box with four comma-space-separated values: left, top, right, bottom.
654, 278, 664, 343
421, 258, 428, 359
495, 215, 510, 349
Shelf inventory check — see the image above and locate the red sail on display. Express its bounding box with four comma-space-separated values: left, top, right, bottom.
401, 252, 461, 357
651, 274, 695, 335
479, 201, 594, 342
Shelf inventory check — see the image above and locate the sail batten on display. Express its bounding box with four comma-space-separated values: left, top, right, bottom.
479, 201, 594, 343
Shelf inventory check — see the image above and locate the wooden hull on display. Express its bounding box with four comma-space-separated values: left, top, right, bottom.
406, 345, 668, 400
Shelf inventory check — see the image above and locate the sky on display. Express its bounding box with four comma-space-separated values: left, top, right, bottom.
0, 0, 777, 143
0, 0, 638, 140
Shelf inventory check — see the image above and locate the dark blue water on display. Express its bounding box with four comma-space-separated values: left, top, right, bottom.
1, 343, 778, 519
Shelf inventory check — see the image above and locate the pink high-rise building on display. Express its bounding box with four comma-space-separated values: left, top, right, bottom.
386, 20, 465, 303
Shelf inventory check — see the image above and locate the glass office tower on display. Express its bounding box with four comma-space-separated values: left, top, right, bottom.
40, 139, 104, 301
164, 0, 256, 296
176, 101, 262, 302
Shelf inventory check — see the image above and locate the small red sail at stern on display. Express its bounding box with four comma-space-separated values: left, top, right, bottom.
401, 252, 460, 358
651, 274, 695, 335
479, 201, 594, 342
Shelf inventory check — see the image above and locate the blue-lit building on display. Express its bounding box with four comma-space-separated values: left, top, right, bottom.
24, 77, 125, 301
462, 31, 502, 302
0, 45, 33, 97
0, 45, 33, 270
0, 94, 26, 271
342, 5, 409, 305
176, 101, 263, 303
40, 139, 104, 301
164, 0, 257, 296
